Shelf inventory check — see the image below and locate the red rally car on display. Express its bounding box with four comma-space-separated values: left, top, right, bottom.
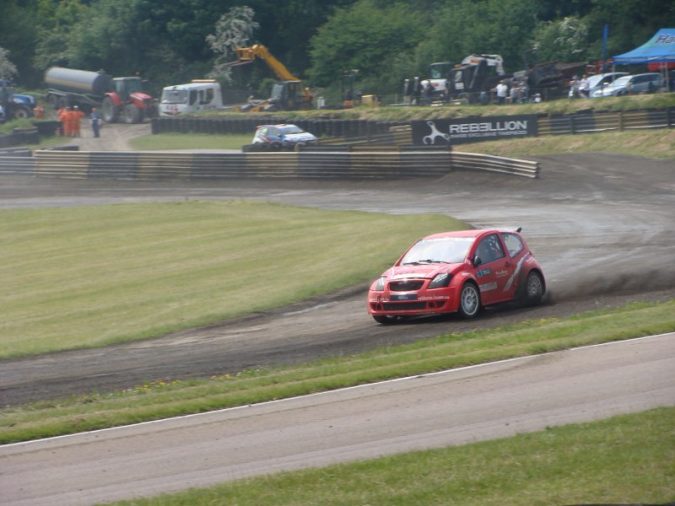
368, 228, 545, 324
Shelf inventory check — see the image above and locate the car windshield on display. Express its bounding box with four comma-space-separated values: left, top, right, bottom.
161, 89, 188, 104
401, 237, 474, 265
279, 125, 303, 134
609, 76, 631, 88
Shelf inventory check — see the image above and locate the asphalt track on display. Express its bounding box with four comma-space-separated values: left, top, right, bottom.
1, 333, 674, 505
0, 150, 674, 405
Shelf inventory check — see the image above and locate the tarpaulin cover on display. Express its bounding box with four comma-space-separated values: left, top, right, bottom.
613, 29, 675, 64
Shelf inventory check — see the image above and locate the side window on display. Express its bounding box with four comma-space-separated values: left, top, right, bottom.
189, 90, 198, 105
206, 88, 214, 104
476, 234, 505, 264
502, 233, 524, 257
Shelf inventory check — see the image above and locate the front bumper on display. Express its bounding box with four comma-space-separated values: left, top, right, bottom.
368, 291, 456, 316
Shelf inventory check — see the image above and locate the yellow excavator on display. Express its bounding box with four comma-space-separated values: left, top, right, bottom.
228, 44, 313, 112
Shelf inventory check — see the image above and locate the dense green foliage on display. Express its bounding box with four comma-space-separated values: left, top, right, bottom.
0, 1, 673, 96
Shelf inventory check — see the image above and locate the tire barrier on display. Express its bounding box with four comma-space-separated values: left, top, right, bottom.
24, 148, 538, 180
0, 148, 35, 175
450, 152, 539, 178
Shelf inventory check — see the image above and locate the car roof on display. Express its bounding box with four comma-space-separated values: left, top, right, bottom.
422, 228, 519, 240
257, 123, 299, 129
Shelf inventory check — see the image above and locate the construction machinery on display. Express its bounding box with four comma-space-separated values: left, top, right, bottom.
227, 44, 313, 112
44, 67, 157, 123
0, 79, 36, 120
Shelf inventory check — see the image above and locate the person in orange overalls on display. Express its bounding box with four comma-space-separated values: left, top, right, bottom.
33, 104, 45, 119
57, 106, 68, 136
72, 106, 84, 137
64, 107, 76, 137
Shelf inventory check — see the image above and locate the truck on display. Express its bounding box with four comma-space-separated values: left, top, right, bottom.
44, 67, 157, 123
159, 80, 224, 116
0, 79, 36, 121
226, 44, 313, 112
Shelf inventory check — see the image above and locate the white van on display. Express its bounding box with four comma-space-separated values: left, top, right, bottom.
159, 80, 223, 116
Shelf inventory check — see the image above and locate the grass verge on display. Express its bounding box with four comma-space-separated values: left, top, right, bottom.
458, 127, 675, 159
107, 407, 675, 506
129, 132, 251, 150
1, 299, 673, 444
0, 200, 462, 358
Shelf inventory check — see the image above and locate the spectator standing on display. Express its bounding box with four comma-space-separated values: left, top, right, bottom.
90, 107, 102, 138
496, 80, 508, 104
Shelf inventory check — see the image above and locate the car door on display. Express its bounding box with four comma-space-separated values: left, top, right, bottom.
500, 232, 528, 300
473, 233, 513, 305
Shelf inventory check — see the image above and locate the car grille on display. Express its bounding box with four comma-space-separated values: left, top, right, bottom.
382, 302, 427, 311
389, 280, 424, 291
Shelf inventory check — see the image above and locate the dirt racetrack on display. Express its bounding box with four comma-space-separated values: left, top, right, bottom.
1, 124, 674, 406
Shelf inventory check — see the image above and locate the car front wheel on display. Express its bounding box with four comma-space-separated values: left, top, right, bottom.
458, 282, 480, 319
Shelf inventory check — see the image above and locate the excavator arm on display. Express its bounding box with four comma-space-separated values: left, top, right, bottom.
228, 44, 300, 82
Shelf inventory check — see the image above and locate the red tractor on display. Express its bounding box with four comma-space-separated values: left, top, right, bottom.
45, 67, 157, 123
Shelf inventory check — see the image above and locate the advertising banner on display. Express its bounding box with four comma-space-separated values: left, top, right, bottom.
411, 115, 538, 145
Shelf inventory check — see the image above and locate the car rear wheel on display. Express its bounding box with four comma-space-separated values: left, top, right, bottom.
458, 282, 480, 319
523, 271, 544, 305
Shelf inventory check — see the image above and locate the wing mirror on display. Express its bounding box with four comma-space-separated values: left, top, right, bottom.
473, 255, 482, 267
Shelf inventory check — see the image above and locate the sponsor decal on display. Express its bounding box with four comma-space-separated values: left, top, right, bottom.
390, 293, 418, 301
503, 254, 529, 291
476, 268, 492, 278
412, 115, 538, 145
479, 282, 498, 292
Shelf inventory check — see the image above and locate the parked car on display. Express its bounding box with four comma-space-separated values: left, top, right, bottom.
591, 73, 663, 98
586, 72, 628, 96
367, 228, 546, 323
250, 124, 318, 151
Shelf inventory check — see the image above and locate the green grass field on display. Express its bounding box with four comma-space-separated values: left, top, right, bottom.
129, 132, 252, 150
459, 128, 675, 159
0, 201, 462, 358
108, 407, 675, 506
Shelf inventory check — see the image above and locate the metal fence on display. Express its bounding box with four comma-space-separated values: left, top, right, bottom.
152, 107, 673, 145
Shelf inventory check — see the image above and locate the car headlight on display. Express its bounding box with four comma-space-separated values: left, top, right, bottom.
373, 276, 386, 291
428, 272, 452, 289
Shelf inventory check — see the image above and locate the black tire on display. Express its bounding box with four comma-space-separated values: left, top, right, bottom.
458, 282, 481, 319
123, 104, 142, 124
523, 271, 544, 306
102, 97, 118, 123
12, 107, 31, 119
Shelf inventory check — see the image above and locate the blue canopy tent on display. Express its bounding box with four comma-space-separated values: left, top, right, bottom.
613, 29, 675, 91
613, 29, 675, 64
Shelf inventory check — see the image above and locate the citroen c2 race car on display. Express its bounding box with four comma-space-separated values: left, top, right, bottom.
367, 228, 545, 323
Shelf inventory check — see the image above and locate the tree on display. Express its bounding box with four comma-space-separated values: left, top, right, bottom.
0, 47, 18, 80
308, 0, 425, 93
206, 6, 260, 82
531, 16, 590, 63
419, 0, 540, 72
